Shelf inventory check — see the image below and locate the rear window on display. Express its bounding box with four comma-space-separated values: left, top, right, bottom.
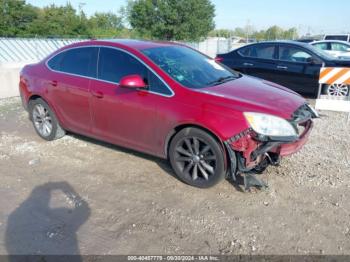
238, 45, 275, 59
47, 47, 98, 78
324, 35, 349, 41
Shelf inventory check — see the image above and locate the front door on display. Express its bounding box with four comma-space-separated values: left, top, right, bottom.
275, 45, 322, 96
89, 47, 171, 154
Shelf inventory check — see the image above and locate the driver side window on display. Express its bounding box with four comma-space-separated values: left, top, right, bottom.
98, 47, 147, 83
279, 46, 313, 63
98, 47, 172, 96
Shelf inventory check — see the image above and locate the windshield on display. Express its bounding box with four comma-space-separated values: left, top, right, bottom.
142, 45, 240, 89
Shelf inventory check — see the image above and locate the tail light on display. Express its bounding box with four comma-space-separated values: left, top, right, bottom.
215, 56, 224, 63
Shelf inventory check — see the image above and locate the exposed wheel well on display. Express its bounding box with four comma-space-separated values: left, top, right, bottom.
28, 95, 42, 104
165, 124, 228, 169
27, 95, 44, 118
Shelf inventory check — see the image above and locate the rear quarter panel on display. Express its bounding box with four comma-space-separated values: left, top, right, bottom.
19, 62, 67, 128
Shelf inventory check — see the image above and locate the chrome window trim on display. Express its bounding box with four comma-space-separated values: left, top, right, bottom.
45, 45, 175, 98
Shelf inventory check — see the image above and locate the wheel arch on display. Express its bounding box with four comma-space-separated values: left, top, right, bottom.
28, 94, 42, 103
27, 94, 64, 128
164, 123, 229, 170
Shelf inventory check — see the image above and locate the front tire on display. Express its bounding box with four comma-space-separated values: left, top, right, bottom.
326, 83, 349, 97
169, 128, 226, 188
29, 98, 65, 141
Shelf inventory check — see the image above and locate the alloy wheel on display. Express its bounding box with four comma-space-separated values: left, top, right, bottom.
32, 104, 53, 137
327, 83, 349, 97
174, 137, 217, 181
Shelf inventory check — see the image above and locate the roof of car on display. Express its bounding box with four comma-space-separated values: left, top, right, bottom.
311, 40, 350, 45
75, 39, 182, 50
257, 40, 309, 46
237, 40, 311, 49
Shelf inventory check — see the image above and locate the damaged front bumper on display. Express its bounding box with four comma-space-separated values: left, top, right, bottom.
224, 104, 316, 190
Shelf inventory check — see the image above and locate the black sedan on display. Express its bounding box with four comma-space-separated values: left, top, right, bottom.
216, 41, 350, 97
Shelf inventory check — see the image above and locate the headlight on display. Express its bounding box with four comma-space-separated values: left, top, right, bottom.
244, 112, 297, 137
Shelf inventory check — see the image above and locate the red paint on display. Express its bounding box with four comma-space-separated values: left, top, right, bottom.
214, 56, 224, 63
272, 120, 313, 157
119, 74, 147, 89
19, 39, 313, 167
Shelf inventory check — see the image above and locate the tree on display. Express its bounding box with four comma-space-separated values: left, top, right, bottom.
209, 29, 235, 38
28, 4, 89, 37
0, 0, 38, 36
127, 0, 215, 41
264, 25, 284, 40
88, 12, 124, 38
282, 27, 298, 40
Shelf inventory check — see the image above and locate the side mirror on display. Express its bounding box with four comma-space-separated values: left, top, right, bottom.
306, 57, 319, 64
119, 74, 147, 89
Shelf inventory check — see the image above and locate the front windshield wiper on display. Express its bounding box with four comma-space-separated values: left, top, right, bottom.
207, 75, 238, 86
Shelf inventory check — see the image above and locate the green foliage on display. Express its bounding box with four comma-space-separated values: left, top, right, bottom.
208, 29, 233, 38
209, 26, 299, 41
0, 0, 39, 36
28, 4, 89, 37
88, 12, 125, 38
0, 0, 298, 41
0, 0, 125, 38
127, 0, 215, 41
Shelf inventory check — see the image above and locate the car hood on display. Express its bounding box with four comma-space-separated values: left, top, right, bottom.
199, 75, 306, 119
329, 59, 350, 66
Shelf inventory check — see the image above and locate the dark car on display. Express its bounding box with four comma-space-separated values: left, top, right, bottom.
296, 38, 320, 43
216, 40, 350, 97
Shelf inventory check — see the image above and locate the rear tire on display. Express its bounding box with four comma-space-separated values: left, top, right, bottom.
169, 127, 226, 188
29, 98, 65, 141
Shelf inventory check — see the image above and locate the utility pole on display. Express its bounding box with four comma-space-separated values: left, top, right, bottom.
245, 19, 251, 43
78, 2, 86, 17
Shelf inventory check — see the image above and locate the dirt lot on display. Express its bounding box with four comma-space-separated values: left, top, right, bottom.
0, 97, 349, 255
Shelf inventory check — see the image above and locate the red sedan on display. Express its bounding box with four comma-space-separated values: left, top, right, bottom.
19, 39, 317, 189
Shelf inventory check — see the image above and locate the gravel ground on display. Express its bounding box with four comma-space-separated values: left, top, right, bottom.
0, 97, 349, 255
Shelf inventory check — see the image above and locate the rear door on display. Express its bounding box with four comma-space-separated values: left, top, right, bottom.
233, 44, 278, 81
275, 44, 322, 96
46, 47, 98, 134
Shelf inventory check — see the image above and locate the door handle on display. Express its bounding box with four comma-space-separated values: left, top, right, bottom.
277, 66, 288, 70
243, 62, 254, 66
50, 80, 58, 87
91, 90, 104, 98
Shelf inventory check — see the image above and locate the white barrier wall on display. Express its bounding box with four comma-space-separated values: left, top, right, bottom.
0, 38, 82, 99
0, 63, 27, 99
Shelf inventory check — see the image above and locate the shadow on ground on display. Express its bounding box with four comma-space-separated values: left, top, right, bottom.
5, 182, 90, 261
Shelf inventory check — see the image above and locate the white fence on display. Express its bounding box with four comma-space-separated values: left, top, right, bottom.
184, 38, 244, 58
0, 37, 243, 64
0, 38, 82, 64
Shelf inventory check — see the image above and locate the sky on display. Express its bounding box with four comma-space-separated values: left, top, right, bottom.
27, 0, 350, 35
